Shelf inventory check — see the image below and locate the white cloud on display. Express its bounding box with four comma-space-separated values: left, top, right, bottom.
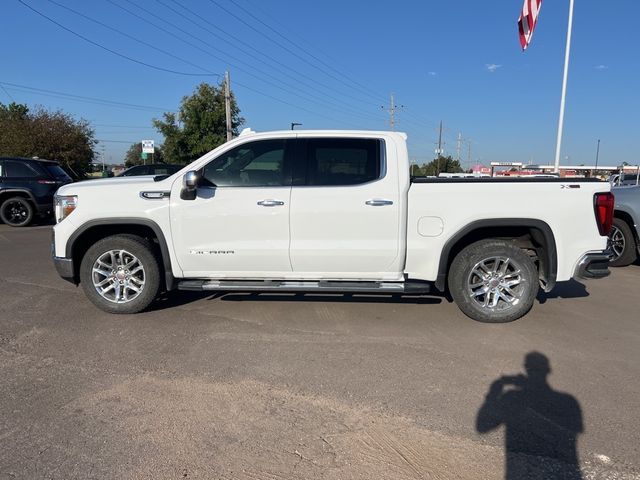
485, 64, 502, 73
594, 64, 609, 70
427, 71, 437, 76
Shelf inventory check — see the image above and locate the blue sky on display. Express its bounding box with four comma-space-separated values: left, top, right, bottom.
2, 0, 638, 167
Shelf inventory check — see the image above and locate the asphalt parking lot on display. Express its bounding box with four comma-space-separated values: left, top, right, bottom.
1, 223, 639, 479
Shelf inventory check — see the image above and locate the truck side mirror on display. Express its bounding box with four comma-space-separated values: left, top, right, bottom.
181, 170, 199, 200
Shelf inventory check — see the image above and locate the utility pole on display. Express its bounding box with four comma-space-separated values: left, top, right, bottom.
435, 120, 444, 175
456, 133, 462, 162
389, 93, 396, 130
382, 93, 404, 130
595, 139, 601, 170
100, 144, 106, 171
224, 70, 232, 142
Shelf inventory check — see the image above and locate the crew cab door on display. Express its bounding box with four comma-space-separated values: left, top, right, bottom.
170, 138, 293, 277
289, 136, 403, 279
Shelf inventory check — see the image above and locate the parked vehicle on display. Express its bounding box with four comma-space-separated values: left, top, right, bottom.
117, 164, 182, 177
0, 157, 72, 227
609, 173, 640, 187
609, 185, 640, 266
52, 130, 613, 323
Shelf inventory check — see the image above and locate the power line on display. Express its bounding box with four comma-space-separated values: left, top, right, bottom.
225, 0, 387, 104
15, 1, 447, 145
110, 0, 385, 124
0, 81, 171, 111
138, 0, 368, 113
0, 84, 15, 102
17, 0, 217, 77
232, 80, 357, 128
45, 0, 217, 76
113, 0, 432, 131
205, 0, 387, 105
234, 0, 445, 133
154, 0, 384, 118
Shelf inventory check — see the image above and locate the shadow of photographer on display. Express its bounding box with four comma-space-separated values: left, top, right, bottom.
476, 352, 583, 479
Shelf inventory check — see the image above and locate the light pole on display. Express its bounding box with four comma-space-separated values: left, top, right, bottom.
595, 139, 601, 170
291, 122, 302, 130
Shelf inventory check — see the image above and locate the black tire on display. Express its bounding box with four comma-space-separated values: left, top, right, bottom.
79, 234, 160, 314
608, 217, 637, 267
0, 197, 34, 227
448, 239, 539, 323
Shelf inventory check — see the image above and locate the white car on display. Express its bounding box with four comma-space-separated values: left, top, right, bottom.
52, 129, 613, 323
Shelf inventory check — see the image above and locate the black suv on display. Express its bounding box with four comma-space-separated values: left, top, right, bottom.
0, 157, 72, 227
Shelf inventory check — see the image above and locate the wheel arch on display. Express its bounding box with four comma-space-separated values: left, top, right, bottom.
614, 209, 640, 245
435, 218, 557, 293
66, 218, 175, 290
0, 189, 37, 205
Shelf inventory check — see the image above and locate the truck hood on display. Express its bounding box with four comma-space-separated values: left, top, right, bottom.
56, 175, 172, 195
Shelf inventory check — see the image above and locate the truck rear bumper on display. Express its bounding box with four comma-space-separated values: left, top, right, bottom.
574, 251, 611, 279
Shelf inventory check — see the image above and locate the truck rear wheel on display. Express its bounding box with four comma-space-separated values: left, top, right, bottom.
79, 234, 160, 314
448, 239, 538, 323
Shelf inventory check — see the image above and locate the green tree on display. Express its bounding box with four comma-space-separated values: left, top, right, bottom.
411, 155, 464, 177
124, 142, 164, 167
153, 82, 243, 165
0, 102, 96, 177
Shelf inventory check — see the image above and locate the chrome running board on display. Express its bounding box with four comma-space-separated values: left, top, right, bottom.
178, 279, 431, 294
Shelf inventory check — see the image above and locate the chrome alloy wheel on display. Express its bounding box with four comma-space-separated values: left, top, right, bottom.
608, 225, 625, 261
91, 249, 145, 304
467, 256, 525, 311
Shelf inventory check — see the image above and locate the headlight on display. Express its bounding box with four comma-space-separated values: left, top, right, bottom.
54, 195, 77, 223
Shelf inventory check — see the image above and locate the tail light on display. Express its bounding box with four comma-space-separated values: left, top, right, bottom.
594, 192, 614, 236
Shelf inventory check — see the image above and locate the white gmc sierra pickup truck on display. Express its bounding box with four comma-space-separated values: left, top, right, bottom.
52, 129, 614, 322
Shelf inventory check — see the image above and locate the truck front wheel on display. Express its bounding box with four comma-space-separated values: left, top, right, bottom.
79, 234, 161, 314
448, 239, 538, 323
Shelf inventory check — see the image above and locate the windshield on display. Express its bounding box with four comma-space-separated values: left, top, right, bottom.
45, 164, 72, 181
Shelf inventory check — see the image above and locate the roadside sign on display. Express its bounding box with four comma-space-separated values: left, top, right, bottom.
141, 140, 154, 153
141, 152, 148, 160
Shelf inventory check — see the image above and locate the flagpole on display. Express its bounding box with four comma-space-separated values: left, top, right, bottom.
553, 0, 575, 173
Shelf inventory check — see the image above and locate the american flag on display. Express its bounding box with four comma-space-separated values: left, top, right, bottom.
518, 0, 543, 50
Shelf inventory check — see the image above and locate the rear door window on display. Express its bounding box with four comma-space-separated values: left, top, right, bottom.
44, 164, 72, 181
4, 161, 40, 177
303, 138, 382, 186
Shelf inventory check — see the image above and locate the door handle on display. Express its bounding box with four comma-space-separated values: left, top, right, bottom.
257, 199, 285, 207
365, 199, 394, 206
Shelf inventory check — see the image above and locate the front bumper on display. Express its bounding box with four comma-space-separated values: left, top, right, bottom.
51, 229, 76, 283
37, 203, 53, 217
574, 251, 611, 279
53, 256, 75, 283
